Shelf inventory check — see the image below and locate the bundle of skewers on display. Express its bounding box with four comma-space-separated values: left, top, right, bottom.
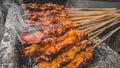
18, 3, 120, 68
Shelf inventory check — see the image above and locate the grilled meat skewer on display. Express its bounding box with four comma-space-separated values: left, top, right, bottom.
63, 26, 120, 68
22, 2, 64, 12
38, 40, 89, 68
63, 46, 94, 68
18, 23, 74, 44
34, 30, 87, 62
23, 29, 87, 57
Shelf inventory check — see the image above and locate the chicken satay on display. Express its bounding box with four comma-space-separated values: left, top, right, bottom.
52, 40, 88, 65
63, 46, 94, 68
25, 30, 84, 57
23, 30, 84, 57
23, 31, 81, 58
18, 31, 44, 44
18, 30, 50, 44
24, 15, 72, 26
34, 30, 87, 62
22, 3, 64, 12
23, 44, 41, 57
39, 2, 64, 11
23, 9, 68, 19
23, 11, 49, 21
57, 29, 81, 42
23, 37, 57, 57
22, 4, 67, 19
38, 40, 88, 68
19, 24, 75, 44
18, 26, 56, 44
22, 3, 41, 11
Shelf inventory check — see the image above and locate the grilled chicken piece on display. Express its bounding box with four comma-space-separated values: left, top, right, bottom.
18, 25, 73, 44
23, 29, 85, 58
63, 46, 94, 68
19, 3, 75, 44
22, 2, 64, 11
23, 37, 57, 57
18, 31, 44, 44
24, 12, 70, 26
38, 40, 88, 68
34, 30, 87, 62
23, 44, 41, 57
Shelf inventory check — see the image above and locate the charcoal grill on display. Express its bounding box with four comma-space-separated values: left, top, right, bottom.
0, 0, 120, 68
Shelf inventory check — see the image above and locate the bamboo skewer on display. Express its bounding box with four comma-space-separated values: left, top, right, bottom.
89, 29, 105, 40
93, 26, 120, 48
75, 15, 115, 28
65, 8, 117, 11
68, 9, 120, 19
78, 23, 100, 30
74, 16, 119, 33
88, 26, 108, 41
68, 11, 112, 16
73, 12, 118, 24
68, 13, 108, 17
72, 15, 118, 26
79, 19, 120, 41
68, 10, 109, 14
70, 13, 119, 27
81, 20, 120, 40
90, 18, 120, 36
84, 15, 120, 33
70, 16, 97, 21
83, 20, 120, 40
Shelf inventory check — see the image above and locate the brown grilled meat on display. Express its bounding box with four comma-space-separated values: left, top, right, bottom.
63, 46, 94, 68
38, 40, 89, 68
34, 30, 87, 62
23, 29, 83, 57
22, 2, 64, 12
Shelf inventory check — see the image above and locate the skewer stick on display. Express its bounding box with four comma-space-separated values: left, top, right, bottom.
73, 18, 97, 23
78, 23, 100, 30
93, 26, 120, 48
68, 10, 110, 14
89, 29, 105, 40
70, 16, 96, 21
68, 13, 108, 17
75, 14, 115, 28
87, 29, 105, 40
84, 15, 120, 33
68, 9, 120, 18
74, 13, 120, 31
80, 19, 120, 40
65, 8, 117, 11
75, 19, 108, 30
90, 17, 120, 36
71, 13, 116, 22
68, 11, 109, 14
73, 12, 118, 24
82, 18, 120, 39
